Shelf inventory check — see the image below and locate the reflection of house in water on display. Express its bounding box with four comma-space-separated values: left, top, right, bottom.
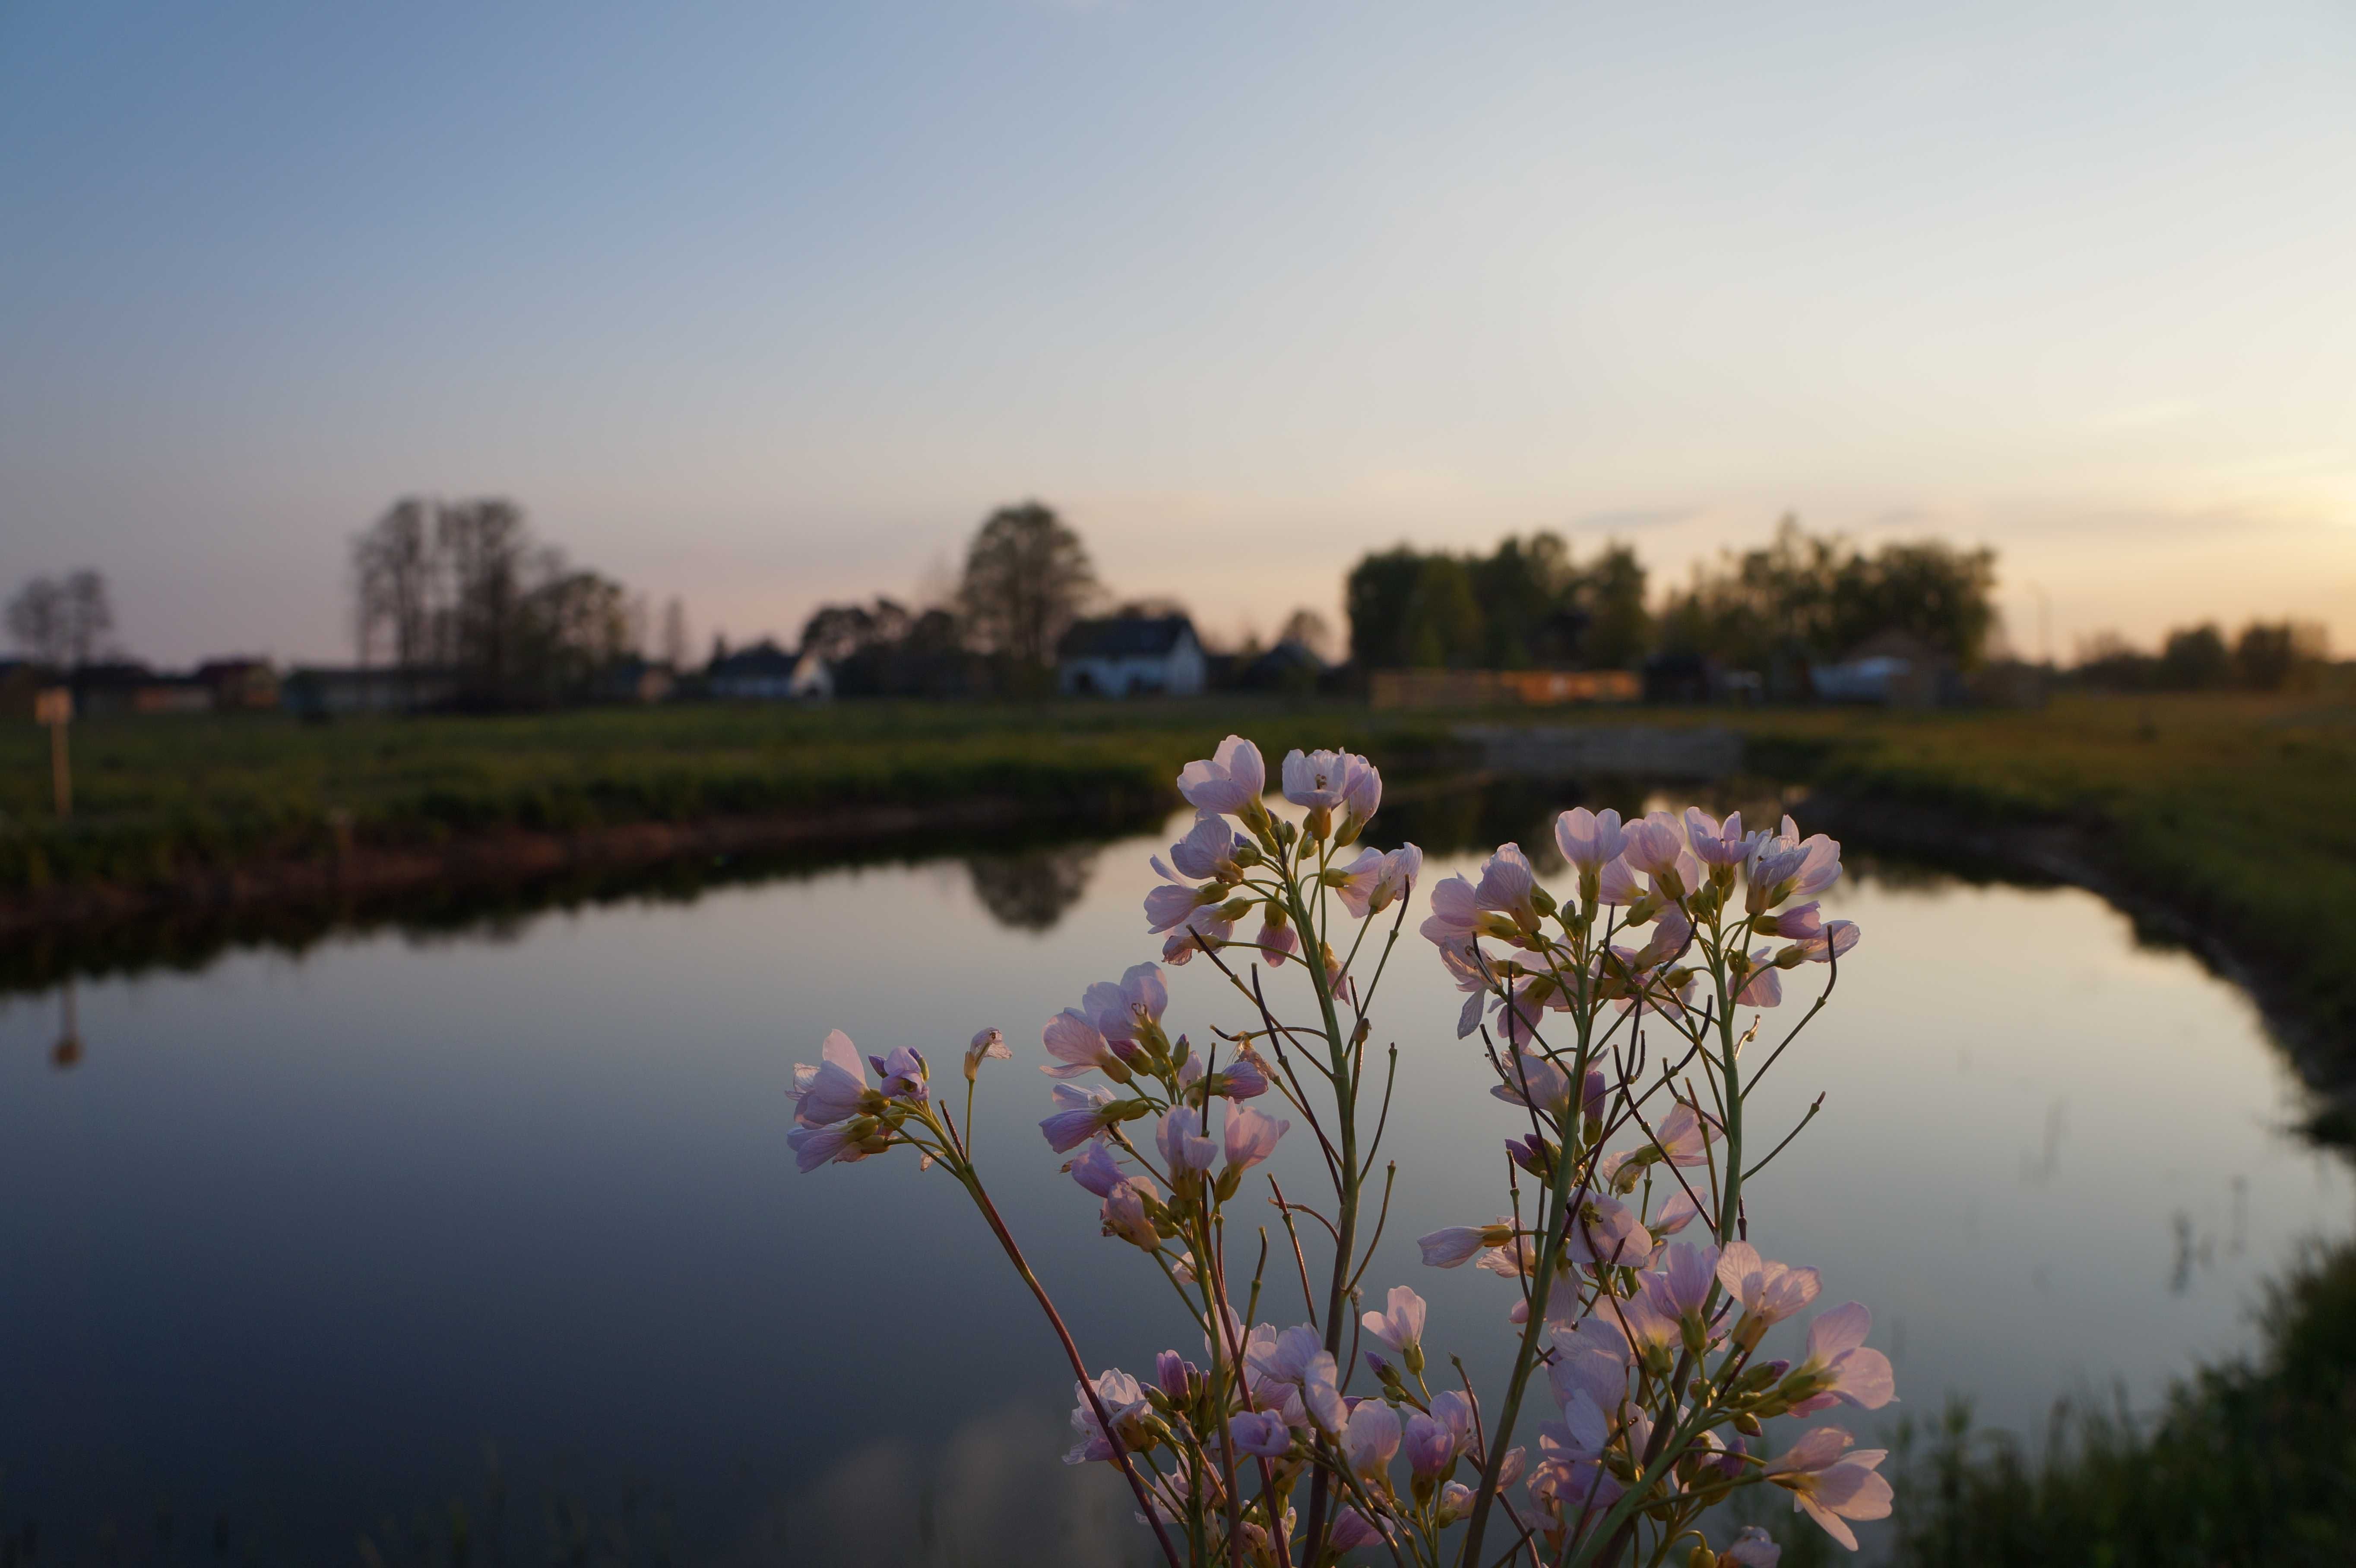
965, 845, 1098, 930
1056, 616, 1206, 698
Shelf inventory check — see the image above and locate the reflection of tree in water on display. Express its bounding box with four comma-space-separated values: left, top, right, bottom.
965, 846, 1099, 931
1365, 778, 1653, 873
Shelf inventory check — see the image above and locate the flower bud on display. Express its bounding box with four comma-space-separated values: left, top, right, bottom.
1530, 884, 1558, 918
1304, 805, 1332, 841
1686, 1547, 1718, 1568
1733, 1412, 1763, 1436
1773, 944, 1809, 970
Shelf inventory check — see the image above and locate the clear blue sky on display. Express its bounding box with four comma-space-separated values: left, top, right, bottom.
3, 1, 2351, 664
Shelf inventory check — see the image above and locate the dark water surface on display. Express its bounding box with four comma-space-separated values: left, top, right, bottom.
2, 787, 2346, 1564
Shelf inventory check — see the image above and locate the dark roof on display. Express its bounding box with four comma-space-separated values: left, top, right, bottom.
1058, 615, 1197, 660
709, 640, 798, 677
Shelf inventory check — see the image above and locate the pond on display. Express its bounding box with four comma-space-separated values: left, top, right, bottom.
2, 782, 2347, 1565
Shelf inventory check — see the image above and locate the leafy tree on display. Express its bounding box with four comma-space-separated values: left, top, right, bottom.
2159, 623, 2231, 690
2233, 620, 2328, 692
956, 502, 1097, 682
1403, 556, 1485, 668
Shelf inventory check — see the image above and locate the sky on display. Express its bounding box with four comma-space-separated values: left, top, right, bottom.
3, 0, 2352, 666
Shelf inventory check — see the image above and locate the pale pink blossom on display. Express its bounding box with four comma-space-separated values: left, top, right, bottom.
1360, 1285, 1428, 1359
1553, 806, 1628, 871
1723, 1526, 1782, 1566
1651, 1101, 1717, 1167
1227, 1410, 1294, 1459
1492, 1049, 1574, 1119
1064, 1139, 1124, 1196
1784, 920, 1862, 965
963, 1027, 1010, 1081
1651, 1187, 1704, 1237
1786, 1302, 1897, 1414
1255, 911, 1300, 966
1344, 1399, 1402, 1478
790, 1030, 873, 1126
1420, 873, 1488, 952
1221, 1106, 1288, 1173
1159, 902, 1235, 964
1280, 747, 1355, 809
1474, 844, 1541, 927
1040, 1082, 1121, 1152
1339, 753, 1382, 826
1156, 812, 1247, 882
1546, 1316, 1632, 1413
1765, 1427, 1891, 1550
1717, 1242, 1824, 1335
1644, 1242, 1723, 1325
1401, 1411, 1458, 1479
1177, 734, 1266, 816
1417, 1223, 1507, 1269
1156, 1107, 1217, 1175
1736, 951, 1786, 1007
786, 1117, 873, 1173
1143, 880, 1219, 933
1685, 807, 1761, 868
1327, 1508, 1386, 1551
1333, 842, 1424, 918
1064, 1369, 1153, 1464
1597, 855, 1645, 905
867, 1046, 929, 1100
1566, 1192, 1653, 1268
1041, 1008, 1122, 1080
1101, 1178, 1162, 1249
1154, 1349, 1197, 1399
1083, 963, 1168, 1047
1624, 812, 1698, 894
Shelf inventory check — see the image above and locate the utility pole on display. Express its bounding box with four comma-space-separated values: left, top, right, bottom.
34, 686, 73, 817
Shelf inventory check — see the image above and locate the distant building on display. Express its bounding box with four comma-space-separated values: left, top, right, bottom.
282, 665, 461, 718
1057, 615, 1207, 698
707, 640, 803, 700
1371, 668, 1640, 709
72, 662, 212, 716
1811, 629, 1960, 708
196, 658, 280, 711
789, 650, 834, 702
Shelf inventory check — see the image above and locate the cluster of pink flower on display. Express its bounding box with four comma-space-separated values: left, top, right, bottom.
791, 735, 1890, 1568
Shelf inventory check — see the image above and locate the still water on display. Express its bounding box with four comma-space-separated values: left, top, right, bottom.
1, 788, 2346, 1564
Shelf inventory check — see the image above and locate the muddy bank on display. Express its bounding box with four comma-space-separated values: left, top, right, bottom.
1799, 790, 2355, 1120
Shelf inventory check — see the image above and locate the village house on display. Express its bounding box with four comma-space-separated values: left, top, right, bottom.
1055, 615, 1207, 698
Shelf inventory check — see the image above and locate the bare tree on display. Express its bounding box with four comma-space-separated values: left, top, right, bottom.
353, 498, 438, 668
7, 576, 69, 666
956, 501, 1097, 680
8, 570, 113, 667
1277, 607, 1334, 661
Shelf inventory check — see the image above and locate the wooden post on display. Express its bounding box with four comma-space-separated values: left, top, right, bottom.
34, 686, 72, 819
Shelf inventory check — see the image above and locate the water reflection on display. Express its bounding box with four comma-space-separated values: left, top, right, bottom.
0, 782, 2347, 1565
964, 845, 1098, 932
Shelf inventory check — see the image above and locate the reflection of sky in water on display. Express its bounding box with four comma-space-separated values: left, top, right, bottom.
0, 803, 2346, 1562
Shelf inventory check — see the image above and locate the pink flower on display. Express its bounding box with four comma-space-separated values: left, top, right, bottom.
786, 1117, 874, 1173
1651, 1187, 1704, 1237
1344, 1400, 1402, 1479
1333, 843, 1423, 918
1101, 1178, 1162, 1249
1787, 1303, 1897, 1414
1215, 1051, 1269, 1100
867, 1046, 929, 1100
1403, 1412, 1457, 1479
1546, 1316, 1632, 1414
1041, 1008, 1122, 1080
1748, 818, 1844, 907
1154, 1349, 1196, 1399
1280, 747, 1355, 809
1765, 1427, 1891, 1550
1065, 1139, 1124, 1196
1567, 1192, 1653, 1269
1040, 1082, 1121, 1152
1597, 855, 1644, 905
1685, 807, 1759, 868
1083, 963, 1168, 1047
1156, 812, 1247, 882
1327, 1508, 1386, 1551
963, 1027, 1010, 1082
1420, 874, 1486, 951
1644, 1242, 1723, 1326
1339, 753, 1382, 826
1723, 1526, 1781, 1566
1254, 911, 1300, 966
1418, 1223, 1508, 1268
1717, 1242, 1823, 1340
1360, 1285, 1428, 1359
1177, 734, 1266, 816
1143, 879, 1218, 934
1736, 950, 1786, 1007
1492, 1049, 1573, 1119
1159, 902, 1235, 965
1227, 1410, 1293, 1458
789, 1030, 874, 1127
1651, 1102, 1716, 1167
1064, 1369, 1153, 1464
1553, 806, 1628, 871
1623, 812, 1697, 895
1786, 920, 1862, 965
1222, 1106, 1289, 1173
1474, 844, 1541, 927
1156, 1107, 1217, 1176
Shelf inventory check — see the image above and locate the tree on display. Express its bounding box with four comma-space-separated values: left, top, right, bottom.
2159, 623, 2230, 690
1403, 556, 1485, 668
7, 570, 114, 667
957, 502, 1098, 680
1345, 547, 1425, 669
1577, 544, 1651, 668
2233, 620, 2329, 692
353, 499, 437, 669
1276, 608, 1334, 661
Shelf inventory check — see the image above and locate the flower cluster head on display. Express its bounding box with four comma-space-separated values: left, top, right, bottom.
795, 740, 1891, 1566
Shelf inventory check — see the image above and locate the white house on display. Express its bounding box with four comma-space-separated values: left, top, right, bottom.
706, 640, 801, 700
1056, 615, 1207, 698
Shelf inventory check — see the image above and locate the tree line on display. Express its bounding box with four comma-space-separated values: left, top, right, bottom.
350, 498, 671, 706
2073, 620, 2330, 693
